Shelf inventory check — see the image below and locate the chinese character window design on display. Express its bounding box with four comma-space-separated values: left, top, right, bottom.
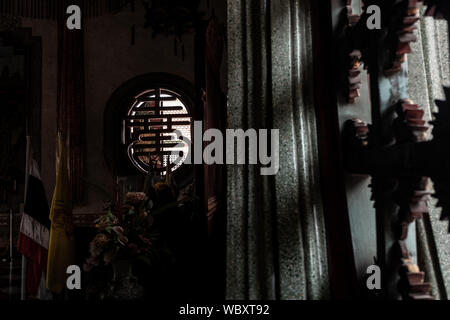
122, 87, 192, 175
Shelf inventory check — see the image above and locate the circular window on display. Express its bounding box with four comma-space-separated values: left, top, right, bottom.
123, 87, 192, 175
104, 73, 196, 179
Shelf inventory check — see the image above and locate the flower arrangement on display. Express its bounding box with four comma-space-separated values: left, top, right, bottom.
83, 192, 158, 272
83, 164, 197, 299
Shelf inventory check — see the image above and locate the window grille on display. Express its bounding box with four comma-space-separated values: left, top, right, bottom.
122, 88, 192, 175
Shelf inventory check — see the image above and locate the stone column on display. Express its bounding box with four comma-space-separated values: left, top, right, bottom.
226, 0, 329, 300
408, 12, 450, 299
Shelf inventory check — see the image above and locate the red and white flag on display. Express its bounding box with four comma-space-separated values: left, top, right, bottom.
17, 159, 50, 297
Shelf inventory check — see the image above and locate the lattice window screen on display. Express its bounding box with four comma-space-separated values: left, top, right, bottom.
123, 88, 192, 175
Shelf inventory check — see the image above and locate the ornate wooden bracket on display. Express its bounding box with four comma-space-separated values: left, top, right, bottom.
340, 1, 364, 104
344, 88, 450, 299
339, 0, 423, 103
383, 0, 421, 76
398, 241, 434, 299
344, 92, 450, 228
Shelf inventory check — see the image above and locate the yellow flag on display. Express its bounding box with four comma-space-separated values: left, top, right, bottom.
46, 136, 75, 293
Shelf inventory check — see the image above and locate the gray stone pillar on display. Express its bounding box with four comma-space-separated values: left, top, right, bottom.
408, 12, 450, 299
226, 0, 329, 300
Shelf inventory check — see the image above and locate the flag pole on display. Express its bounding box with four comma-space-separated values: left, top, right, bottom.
20, 135, 32, 300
